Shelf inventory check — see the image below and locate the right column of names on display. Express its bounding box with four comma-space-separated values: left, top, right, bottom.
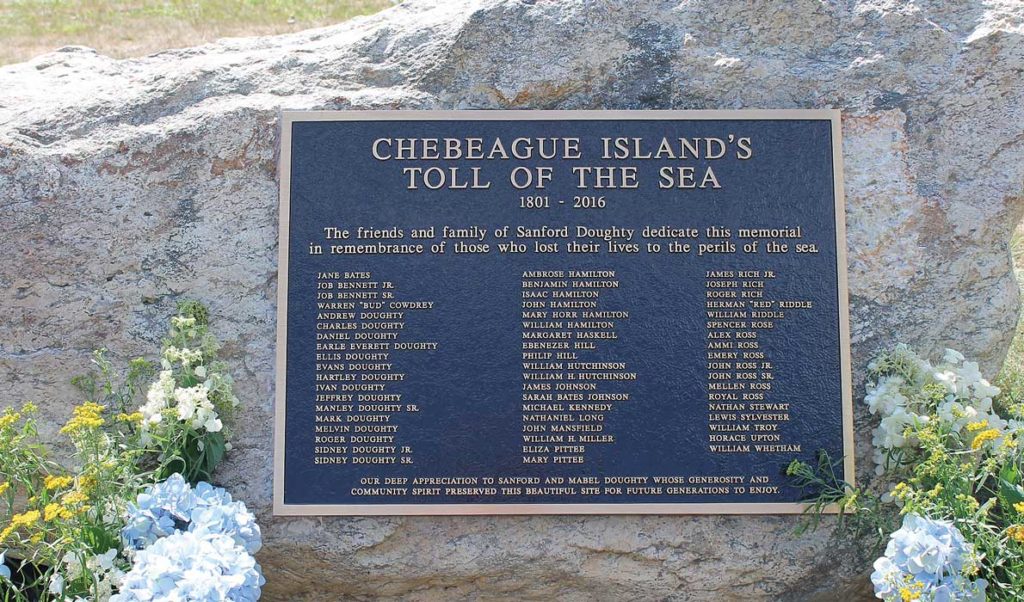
705, 268, 809, 457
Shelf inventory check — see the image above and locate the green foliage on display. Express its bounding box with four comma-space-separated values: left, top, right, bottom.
996, 225, 1024, 418
175, 299, 210, 327
72, 350, 154, 417
787, 452, 899, 551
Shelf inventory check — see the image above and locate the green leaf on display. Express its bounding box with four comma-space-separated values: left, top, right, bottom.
204, 433, 226, 469
999, 478, 1024, 507
1000, 462, 1020, 487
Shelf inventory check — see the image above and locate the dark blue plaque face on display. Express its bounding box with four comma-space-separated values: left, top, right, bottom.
273, 110, 852, 515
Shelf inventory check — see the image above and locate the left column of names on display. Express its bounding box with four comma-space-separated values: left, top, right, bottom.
311, 270, 435, 468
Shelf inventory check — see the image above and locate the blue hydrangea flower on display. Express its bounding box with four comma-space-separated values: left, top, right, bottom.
119, 474, 264, 599
122, 474, 262, 555
871, 514, 987, 602
121, 473, 195, 550
190, 500, 262, 554
112, 531, 264, 602
194, 480, 235, 507
0, 549, 11, 581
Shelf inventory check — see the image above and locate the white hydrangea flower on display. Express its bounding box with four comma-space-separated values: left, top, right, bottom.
974, 378, 1000, 401
934, 369, 959, 395
169, 384, 223, 434
174, 386, 202, 422
865, 375, 908, 416
874, 407, 919, 449
139, 368, 225, 439
49, 573, 64, 596
61, 553, 83, 581
78, 549, 124, 601
873, 450, 889, 476
937, 399, 975, 434
864, 346, 1010, 473
943, 348, 965, 364
101, 499, 120, 524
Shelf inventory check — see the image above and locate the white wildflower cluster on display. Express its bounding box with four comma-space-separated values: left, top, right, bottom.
138, 367, 222, 439
163, 345, 204, 368
174, 385, 223, 433
138, 369, 174, 430
135, 312, 239, 444
865, 345, 1011, 474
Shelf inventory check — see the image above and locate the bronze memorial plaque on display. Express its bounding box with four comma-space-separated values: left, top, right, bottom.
273, 110, 853, 515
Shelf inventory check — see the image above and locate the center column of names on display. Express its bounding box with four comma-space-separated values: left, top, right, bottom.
519, 269, 634, 466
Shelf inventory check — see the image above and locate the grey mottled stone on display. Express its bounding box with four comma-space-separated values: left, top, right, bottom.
1, 0, 1023, 599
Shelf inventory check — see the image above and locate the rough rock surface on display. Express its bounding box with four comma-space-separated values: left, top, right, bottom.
1, 0, 1023, 599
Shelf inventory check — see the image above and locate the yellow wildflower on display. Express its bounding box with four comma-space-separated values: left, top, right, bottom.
78, 475, 97, 493
1, 509, 42, 540
956, 494, 981, 512
60, 402, 106, 434
899, 580, 924, 601
0, 410, 21, 430
44, 475, 73, 490
1015, 502, 1024, 514
1007, 525, 1024, 543
62, 490, 89, 506
971, 428, 1000, 450
116, 412, 143, 423
892, 482, 911, 500
43, 503, 61, 521
14, 510, 40, 525
48, 502, 74, 521
20, 402, 37, 414
0, 482, 9, 496
967, 420, 988, 432
29, 533, 44, 543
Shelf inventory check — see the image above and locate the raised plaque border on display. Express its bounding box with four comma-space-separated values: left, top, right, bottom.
273, 109, 854, 516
